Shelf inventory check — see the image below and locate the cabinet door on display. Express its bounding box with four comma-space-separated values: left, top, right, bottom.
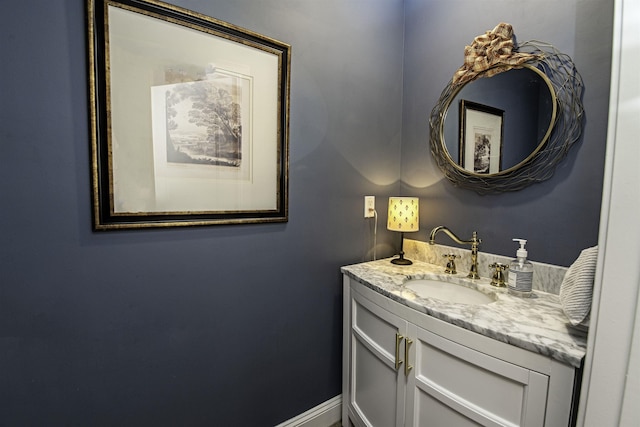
405, 326, 549, 427
349, 289, 408, 427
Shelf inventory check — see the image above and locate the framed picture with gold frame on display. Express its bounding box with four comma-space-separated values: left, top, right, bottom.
87, 0, 291, 230
459, 100, 504, 174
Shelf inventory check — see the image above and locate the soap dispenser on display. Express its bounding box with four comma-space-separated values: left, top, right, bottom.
508, 239, 533, 297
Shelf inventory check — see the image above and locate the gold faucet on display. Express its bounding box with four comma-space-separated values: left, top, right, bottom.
429, 226, 481, 279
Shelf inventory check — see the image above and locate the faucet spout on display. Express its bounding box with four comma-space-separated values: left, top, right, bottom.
429, 226, 474, 246
429, 226, 481, 279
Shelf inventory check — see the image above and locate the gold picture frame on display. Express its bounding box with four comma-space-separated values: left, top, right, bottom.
87, 0, 291, 229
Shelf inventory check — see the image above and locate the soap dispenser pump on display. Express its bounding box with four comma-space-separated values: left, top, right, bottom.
508, 239, 533, 297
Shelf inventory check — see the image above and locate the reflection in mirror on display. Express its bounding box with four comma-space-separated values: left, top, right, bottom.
459, 100, 504, 174
429, 38, 585, 194
443, 65, 556, 174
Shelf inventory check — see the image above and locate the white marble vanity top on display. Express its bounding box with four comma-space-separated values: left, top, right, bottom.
341, 258, 587, 368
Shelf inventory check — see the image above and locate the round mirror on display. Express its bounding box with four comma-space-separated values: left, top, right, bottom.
429, 41, 585, 194
442, 65, 556, 175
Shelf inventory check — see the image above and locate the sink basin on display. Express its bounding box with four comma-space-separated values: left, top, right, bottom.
402, 278, 495, 305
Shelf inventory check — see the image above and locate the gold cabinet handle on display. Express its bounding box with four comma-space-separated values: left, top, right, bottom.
404, 338, 413, 376
395, 333, 404, 371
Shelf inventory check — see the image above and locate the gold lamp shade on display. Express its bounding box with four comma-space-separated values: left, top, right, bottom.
387, 197, 419, 265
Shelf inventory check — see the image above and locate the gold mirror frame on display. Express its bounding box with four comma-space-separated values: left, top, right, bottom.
429, 41, 585, 194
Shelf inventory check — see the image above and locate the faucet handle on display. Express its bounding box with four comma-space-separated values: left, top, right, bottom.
442, 253, 458, 274
489, 262, 509, 287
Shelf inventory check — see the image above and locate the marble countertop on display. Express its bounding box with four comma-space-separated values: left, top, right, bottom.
342, 259, 587, 368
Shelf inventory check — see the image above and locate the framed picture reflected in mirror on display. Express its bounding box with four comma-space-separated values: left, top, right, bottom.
459, 100, 504, 174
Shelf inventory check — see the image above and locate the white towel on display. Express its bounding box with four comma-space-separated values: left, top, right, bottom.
559, 246, 598, 327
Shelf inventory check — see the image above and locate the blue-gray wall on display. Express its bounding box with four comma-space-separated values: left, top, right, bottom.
0, 0, 613, 425
402, 0, 613, 266
0, 1, 402, 425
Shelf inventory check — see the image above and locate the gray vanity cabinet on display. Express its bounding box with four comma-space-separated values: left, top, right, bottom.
342, 276, 577, 427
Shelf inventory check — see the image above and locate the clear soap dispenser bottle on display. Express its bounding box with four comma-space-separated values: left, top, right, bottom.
508, 239, 533, 297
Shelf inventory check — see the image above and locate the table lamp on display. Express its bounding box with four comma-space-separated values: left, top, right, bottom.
387, 197, 419, 265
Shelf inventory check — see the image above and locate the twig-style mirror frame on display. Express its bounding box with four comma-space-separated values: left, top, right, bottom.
429, 40, 584, 194
87, 0, 291, 229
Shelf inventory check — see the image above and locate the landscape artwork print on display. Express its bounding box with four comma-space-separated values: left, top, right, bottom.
159, 67, 247, 169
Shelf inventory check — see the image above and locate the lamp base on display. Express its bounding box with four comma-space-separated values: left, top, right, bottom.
390, 233, 413, 265
391, 251, 413, 265
391, 257, 413, 265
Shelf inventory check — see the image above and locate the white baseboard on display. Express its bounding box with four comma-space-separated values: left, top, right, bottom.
274, 394, 342, 427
